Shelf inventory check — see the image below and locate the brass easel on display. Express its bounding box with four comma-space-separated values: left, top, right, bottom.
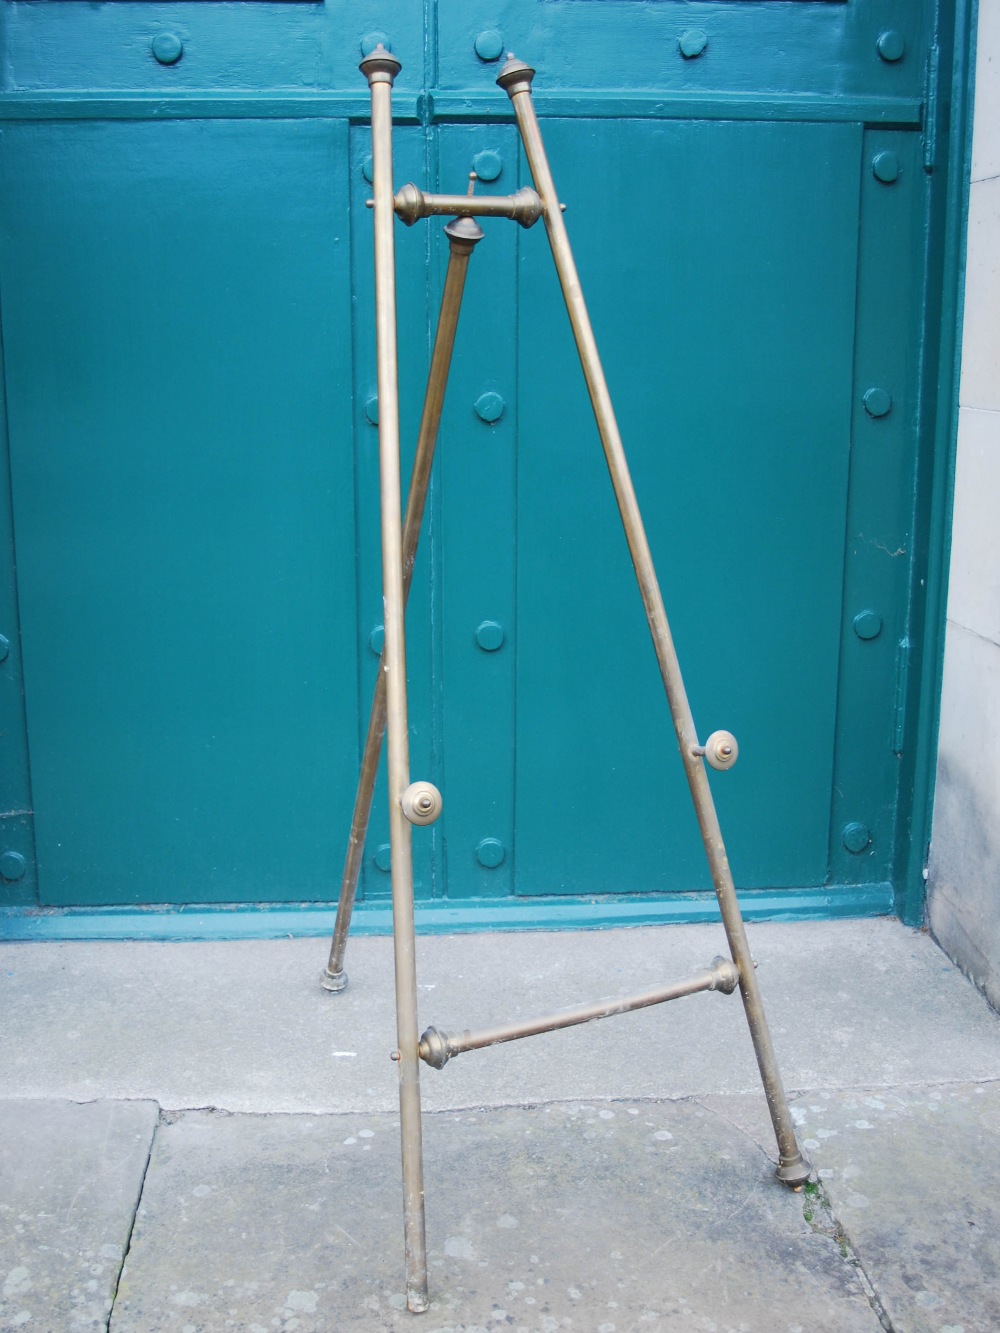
324, 47, 811, 1313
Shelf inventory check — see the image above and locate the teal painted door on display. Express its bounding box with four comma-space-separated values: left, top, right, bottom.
0, 1, 955, 923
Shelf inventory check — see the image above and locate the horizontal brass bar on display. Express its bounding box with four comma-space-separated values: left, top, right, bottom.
418, 956, 739, 1069
392, 182, 543, 228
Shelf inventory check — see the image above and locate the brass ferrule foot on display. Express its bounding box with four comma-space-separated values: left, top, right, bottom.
407, 1289, 430, 1315
319, 966, 348, 993
418, 1025, 452, 1069
775, 1149, 812, 1187
496, 53, 536, 97
708, 956, 740, 994
359, 44, 401, 85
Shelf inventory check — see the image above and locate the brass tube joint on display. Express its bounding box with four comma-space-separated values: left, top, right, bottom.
394, 182, 543, 229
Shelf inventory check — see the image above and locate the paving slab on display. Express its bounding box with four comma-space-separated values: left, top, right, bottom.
794, 1082, 1000, 1333
2, 921, 1000, 1114
110, 1098, 882, 1333
0, 1098, 159, 1333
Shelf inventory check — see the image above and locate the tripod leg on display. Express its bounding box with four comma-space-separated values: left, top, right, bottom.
322, 217, 484, 993
498, 56, 810, 1187
360, 46, 429, 1312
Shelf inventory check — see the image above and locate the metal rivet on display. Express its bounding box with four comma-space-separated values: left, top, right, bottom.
151, 32, 184, 65
472, 149, 503, 183
679, 29, 709, 59
0, 851, 26, 882
877, 30, 906, 63
374, 843, 391, 872
475, 620, 505, 651
365, 395, 379, 425
474, 29, 505, 62
369, 624, 385, 656
360, 32, 391, 57
361, 155, 374, 184
872, 151, 900, 184
476, 837, 506, 868
474, 391, 504, 424
842, 822, 871, 854
864, 387, 893, 418
0, 634, 9, 663
853, 610, 883, 641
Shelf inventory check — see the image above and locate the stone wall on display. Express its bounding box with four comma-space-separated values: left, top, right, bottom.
928, 2, 1000, 1010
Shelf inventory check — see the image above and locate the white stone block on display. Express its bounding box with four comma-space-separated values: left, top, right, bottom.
971, 0, 1000, 183
946, 405, 1000, 643
959, 175, 1000, 411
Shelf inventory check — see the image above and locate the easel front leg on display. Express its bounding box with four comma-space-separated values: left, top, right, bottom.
498, 53, 810, 1188
361, 45, 428, 1312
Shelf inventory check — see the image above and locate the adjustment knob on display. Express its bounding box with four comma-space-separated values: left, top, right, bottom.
694, 730, 739, 771
400, 781, 443, 826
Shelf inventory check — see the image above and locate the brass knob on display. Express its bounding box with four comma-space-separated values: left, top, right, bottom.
693, 730, 739, 771
400, 781, 443, 826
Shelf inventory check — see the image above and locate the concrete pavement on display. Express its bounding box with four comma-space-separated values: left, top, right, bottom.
1, 919, 998, 1331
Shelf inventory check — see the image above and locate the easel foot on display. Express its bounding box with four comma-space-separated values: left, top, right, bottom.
319, 966, 348, 993
775, 1150, 812, 1187
407, 1290, 430, 1315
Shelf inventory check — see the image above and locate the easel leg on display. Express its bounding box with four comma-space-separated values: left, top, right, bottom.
498, 56, 810, 1186
322, 218, 483, 994
361, 46, 428, 1311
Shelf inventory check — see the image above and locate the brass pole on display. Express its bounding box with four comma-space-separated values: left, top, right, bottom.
321, 215, 484, 995
360, 44, 429, 1312
497, 54, 810, 1187
418, 957, 739, 1068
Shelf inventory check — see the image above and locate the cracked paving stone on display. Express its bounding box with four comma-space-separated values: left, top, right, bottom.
795, 1082, 1000, 1333
0, 1099, 159, 1333
109, 1099, 882, 1332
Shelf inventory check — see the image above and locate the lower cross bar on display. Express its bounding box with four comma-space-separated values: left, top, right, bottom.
417, 956, 740, 1069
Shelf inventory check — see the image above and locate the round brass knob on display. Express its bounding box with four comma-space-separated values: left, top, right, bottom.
699, 730, 739, 771
400, 781, 443, 826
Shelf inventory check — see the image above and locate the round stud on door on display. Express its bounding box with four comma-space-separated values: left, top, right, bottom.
360, 32, 392, 57
475, 620, 505, 651
679, 29, 709, 59
0, 851, 26, 882
374, 843, 392, 872
151, 32, 184, 65
401, 781, 443, 826
864, 387, 893, 418
368, 624, 385, 656
472, 150, 503, 183
364, 395, 379, 425
0, 634, 9, 663
474, 391, 505, 424
474, 29, 505, 63
842, 822, 871, 854
853, 610, 883, 641
877, 30, 906, 62
872, 151, 900, 184
476, 837, 506, 868
693, 730, 739, 771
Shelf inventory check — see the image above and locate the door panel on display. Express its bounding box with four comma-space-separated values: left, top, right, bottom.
513, 119, 860, 895
1, 119, 358, 904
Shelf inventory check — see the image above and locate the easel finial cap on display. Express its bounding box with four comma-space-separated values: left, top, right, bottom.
497, 53, 536, 97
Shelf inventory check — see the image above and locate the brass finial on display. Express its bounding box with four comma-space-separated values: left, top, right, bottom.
496, 52, 536, 98
359, 42, 402, 85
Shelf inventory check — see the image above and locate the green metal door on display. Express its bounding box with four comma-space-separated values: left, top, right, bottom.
0, 1, 965, 933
